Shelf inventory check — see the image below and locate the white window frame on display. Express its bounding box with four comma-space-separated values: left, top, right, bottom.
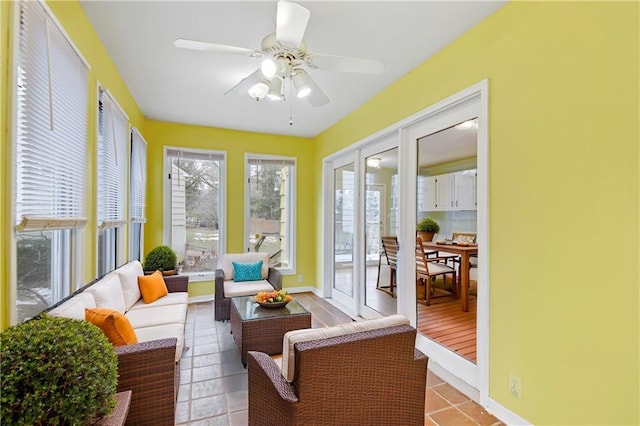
244, 154, 297, 275
163, 147, 227, 281
129, 128, 147, 262
96, 88, 129, 276
9, 0, 89, 324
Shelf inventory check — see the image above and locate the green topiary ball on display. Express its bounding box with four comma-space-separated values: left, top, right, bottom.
143, 245, 177, 272
1, 315, 118, 425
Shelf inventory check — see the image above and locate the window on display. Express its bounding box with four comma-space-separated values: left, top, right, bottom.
245, 155, 296, 273
129, 128, 147, 261
164, 148, 226, 278
97, 89, 128, 276
13, 0, 89, 323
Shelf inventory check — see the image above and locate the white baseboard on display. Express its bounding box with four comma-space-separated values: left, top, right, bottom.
189, 295, 214, 304
284, 286, 318, 294
428, 360, 479, 402
486, 398, 531, 426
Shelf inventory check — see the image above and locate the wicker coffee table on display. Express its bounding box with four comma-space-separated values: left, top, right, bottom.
230, 296, 311, 367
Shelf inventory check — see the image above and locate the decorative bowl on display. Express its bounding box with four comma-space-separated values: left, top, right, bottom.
257, 300, 289, 309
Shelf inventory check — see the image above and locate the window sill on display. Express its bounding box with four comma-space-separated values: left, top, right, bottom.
182, 272, 215, 282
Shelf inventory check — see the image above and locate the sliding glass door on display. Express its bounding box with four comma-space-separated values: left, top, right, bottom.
330, 154, 358, 312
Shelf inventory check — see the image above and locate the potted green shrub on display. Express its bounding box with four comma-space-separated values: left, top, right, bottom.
416, 216, 440, 242
1, 315, 118, 425
143, 245, 178, 275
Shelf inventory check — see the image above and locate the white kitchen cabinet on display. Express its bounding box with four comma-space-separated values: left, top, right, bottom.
419, 169, 476, 212
434, 173, 453, 210
453, 169, 476, 210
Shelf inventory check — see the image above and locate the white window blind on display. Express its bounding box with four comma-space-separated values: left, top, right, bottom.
130, 128, 147, 223
15, 0, 89, 232
97, 89, 128, 229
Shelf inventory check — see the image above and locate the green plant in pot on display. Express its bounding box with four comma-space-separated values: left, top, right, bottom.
143, 245, 178, 275
417, 216, 440, 242
1, 315, 118, 425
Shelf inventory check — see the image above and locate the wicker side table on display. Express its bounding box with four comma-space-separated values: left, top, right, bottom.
230, 296, 311, 367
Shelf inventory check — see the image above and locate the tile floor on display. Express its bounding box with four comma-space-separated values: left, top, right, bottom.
176, 300, 502, 426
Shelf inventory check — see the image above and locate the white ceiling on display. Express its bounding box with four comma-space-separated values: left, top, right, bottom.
79, 1, 505, 138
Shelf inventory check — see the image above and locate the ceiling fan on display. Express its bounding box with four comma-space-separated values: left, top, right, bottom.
174, 1, 385, 107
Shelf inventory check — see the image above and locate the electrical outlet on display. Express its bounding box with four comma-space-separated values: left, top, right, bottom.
509, 375, 522, 399
297, 274, 303, 283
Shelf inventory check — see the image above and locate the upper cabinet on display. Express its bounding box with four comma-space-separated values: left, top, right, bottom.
420, 169, 476, 211
452, 169, 476, 210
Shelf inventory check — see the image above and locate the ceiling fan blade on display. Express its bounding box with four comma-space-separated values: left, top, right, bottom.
306, 54, 385, 74
224, 69, 263, 96
304, 74, 329, 107
276, 1, 310, 49
174, 38, 262, 58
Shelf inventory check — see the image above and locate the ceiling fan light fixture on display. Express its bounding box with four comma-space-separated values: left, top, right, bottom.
248, 80, 270, 100
292, 70, 312, 98
261, 58, 277, 78
267, 77, 283, 101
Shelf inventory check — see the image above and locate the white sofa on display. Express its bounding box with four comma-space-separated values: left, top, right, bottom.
44, 260, 188, 425
214, 252, 282, 321
48, 260, 188, 361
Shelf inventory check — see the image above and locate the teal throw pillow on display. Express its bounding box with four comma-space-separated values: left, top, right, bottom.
232, 260, 263, 282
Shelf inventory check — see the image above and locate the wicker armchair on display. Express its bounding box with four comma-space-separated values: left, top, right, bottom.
215, 253, 282, 321
247, 324, 428, 426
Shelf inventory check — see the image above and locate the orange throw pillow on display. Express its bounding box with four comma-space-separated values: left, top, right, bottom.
137, 271, 168, 304
85, 308, 138, 346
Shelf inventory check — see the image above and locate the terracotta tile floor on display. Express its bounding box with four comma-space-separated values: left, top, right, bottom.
176, 299, 502, 425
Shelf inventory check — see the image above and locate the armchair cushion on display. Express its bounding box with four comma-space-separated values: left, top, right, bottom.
223, 279, 277, 298
281, 314, 409, 382
232, 260, 263, 282
221, 252, 269, 280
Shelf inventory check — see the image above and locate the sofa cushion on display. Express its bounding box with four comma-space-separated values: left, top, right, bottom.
89, 274, 126, 313
281, 314, 410, 382
117, 260, 144, 310
232, 260, 263, 282
128, 292, 189, 310
220, 252, 269, 280
48, 292, 96, 320
223, 279, 275, 298
85, 307, 138, 346
135, 323, 186, 362
138, 271, 169, 304
126, 303, 187, 329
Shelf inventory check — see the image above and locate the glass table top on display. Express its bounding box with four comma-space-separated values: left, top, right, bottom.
231, 296, 309, 321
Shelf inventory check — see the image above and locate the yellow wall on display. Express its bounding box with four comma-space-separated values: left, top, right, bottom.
142, 120, 316, 296
315, 2, 639, 424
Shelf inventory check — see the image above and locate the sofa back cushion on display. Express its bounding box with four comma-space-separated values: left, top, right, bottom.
220, 252, 269, 280
88, 274, 126, 313
281, 314, 410, 382
117, 260, 144, 310
47, 292, 97, 320
85, 307, 138, 346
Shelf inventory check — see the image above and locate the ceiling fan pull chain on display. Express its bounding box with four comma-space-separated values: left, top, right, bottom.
289, 70, 294, 126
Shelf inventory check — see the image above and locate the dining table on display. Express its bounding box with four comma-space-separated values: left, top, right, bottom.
422, 241, 478, 312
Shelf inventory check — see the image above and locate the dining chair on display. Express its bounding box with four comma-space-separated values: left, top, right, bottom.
378, 236, 399, 296
415, 237, 457, 305
451, 231, 478, 272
